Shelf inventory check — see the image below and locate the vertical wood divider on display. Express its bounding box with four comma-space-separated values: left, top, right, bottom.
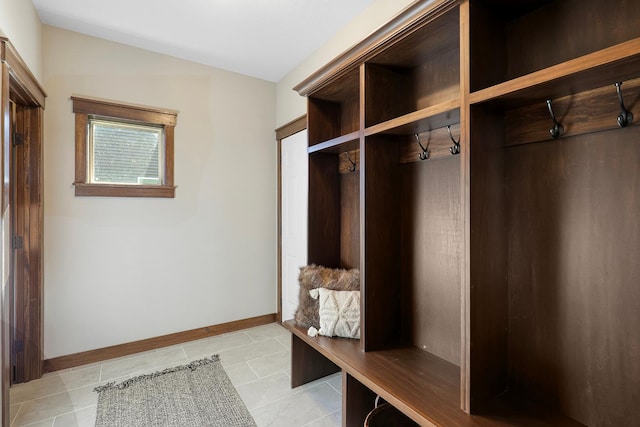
358, 62, 366, 353
459, 0, 471, 414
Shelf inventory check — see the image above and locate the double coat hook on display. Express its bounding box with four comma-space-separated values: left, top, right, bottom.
448, 125, 460, 155
546, 99, 564, 139
344, 151, 356, 172
415, 133, 430, 160
615, 82, 633, 127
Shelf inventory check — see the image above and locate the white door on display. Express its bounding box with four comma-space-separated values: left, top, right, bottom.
281, 130, 308, 321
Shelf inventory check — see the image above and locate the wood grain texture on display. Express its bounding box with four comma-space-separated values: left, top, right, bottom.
290, 333, 340, 388
275, 115, 306, 141
343, 373, 377, 427
308, 69, 359, 147
505, 0, 640, 81
459, 0, 472, 412
44, 314, 276, 372
365, 47, 460, 129
308, 98, 344, 147
11, 105, 45, 383
295, 0, 640, 424
470, 37, 640, 107
468, 105, 508, 411
2, 37, 47, 393
398, 122, 461, 163
307, 153, 341, 268
73, 183, 176, 198
71, 95, 177, 125
307, 131, 359, 154
1, 58, 11, 427
506, 129, 640, 426
338, 149, 359, 174
400, 156, 461, 367
294, 0, 458, 96
468, 1, 506, 93
72, 97, 177, 198
361, 135, 401, 351
1, 40, 46, 107
505, 77, 640, 145
12, 102, 25, 384
74, 114, 87, 184
365, 63, 412, 128
340, 171, 360, 269
284, 321, 583, 427
368, 7, 459, 69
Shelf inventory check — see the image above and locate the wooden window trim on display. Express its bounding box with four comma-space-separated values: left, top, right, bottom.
71, 95, 178, 198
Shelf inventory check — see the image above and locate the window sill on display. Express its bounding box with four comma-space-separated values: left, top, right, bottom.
74, 183, 176, 198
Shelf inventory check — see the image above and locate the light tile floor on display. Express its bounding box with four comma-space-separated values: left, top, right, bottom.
9, 323, 342, 427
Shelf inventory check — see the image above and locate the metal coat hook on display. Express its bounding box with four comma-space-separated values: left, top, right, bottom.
546, 99, 564, 139
448, 125, 460, 155
344, 151, 357, 172
615, 82, 633, 128
415, 133, 430, 160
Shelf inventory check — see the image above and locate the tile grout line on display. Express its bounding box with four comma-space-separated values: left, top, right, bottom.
248, 380, 328, 413
12, 380, 103, 406
244, 360, 262, 379
49, 403, 98, 425
11, 327, 297, 426
9, 401, 22, 427
326, 379, 342, 395
184, 337, 277, 361
301, 409, 341, 427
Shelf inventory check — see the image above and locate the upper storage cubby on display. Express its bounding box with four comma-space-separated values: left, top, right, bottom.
307, 67, 360, 149
364, 6, 460, 133
470, 0, 640, 105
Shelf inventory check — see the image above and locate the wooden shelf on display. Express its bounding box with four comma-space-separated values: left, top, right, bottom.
365, 100, 460, 137
284, 321, 584, 427
307, 131, 360, 154
470, 37, 640, 108
295, 0, 640, 424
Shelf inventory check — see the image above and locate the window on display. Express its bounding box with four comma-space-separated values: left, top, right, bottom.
72, 96, 178, 197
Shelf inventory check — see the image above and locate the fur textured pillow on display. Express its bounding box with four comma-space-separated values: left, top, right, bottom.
308, 288, 360, 339
294, 265, 360, 329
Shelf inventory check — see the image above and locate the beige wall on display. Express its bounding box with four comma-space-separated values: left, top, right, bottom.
12, 0, 415, 359
0, 0, 42, 81
42, 26, 277, 358
275, 0, 414, 127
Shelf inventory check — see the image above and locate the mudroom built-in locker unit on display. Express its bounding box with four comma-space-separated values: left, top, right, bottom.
283, 0, 640, 425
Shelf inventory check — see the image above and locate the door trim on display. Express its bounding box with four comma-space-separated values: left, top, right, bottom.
275, 115, 306, 323
1, 37, 46, 425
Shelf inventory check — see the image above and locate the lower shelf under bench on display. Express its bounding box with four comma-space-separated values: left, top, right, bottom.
283, 320, 585, 427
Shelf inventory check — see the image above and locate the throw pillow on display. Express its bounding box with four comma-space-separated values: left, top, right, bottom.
307, 288, 360, 339
294, 265, 360, 329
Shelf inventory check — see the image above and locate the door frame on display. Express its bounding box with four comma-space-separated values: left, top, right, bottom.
275, 115, 306, 323
1, 37, 46, 425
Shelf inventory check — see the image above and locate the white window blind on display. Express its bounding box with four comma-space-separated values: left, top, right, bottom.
89, 119, 164, 185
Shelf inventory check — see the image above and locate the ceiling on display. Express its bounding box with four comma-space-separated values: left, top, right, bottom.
31, 0, 376, 82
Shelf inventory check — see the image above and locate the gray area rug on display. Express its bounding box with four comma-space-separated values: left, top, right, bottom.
94, 355, 257, 427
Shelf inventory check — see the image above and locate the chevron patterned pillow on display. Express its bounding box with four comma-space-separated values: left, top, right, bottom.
307, 288, 360, 339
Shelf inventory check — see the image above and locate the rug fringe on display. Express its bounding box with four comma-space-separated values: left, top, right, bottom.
94, 354, 220, 393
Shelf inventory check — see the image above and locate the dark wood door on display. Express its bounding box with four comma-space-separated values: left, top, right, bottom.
1, 61, 11, 427
0, 38, 46, 426
9, 100, 44, 386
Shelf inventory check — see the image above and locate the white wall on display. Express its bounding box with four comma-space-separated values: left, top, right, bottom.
275, 0, 415, 127
42, 26, 277, 358
0, 0, 42, 81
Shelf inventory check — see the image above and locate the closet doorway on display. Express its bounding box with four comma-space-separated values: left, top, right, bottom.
276, 117, 307, 322
1, 38, 46, 426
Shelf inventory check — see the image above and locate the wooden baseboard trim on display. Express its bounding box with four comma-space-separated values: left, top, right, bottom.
44, 313, 277, 373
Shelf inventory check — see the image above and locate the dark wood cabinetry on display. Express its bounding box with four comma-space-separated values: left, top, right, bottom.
284, 0, 640, 425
